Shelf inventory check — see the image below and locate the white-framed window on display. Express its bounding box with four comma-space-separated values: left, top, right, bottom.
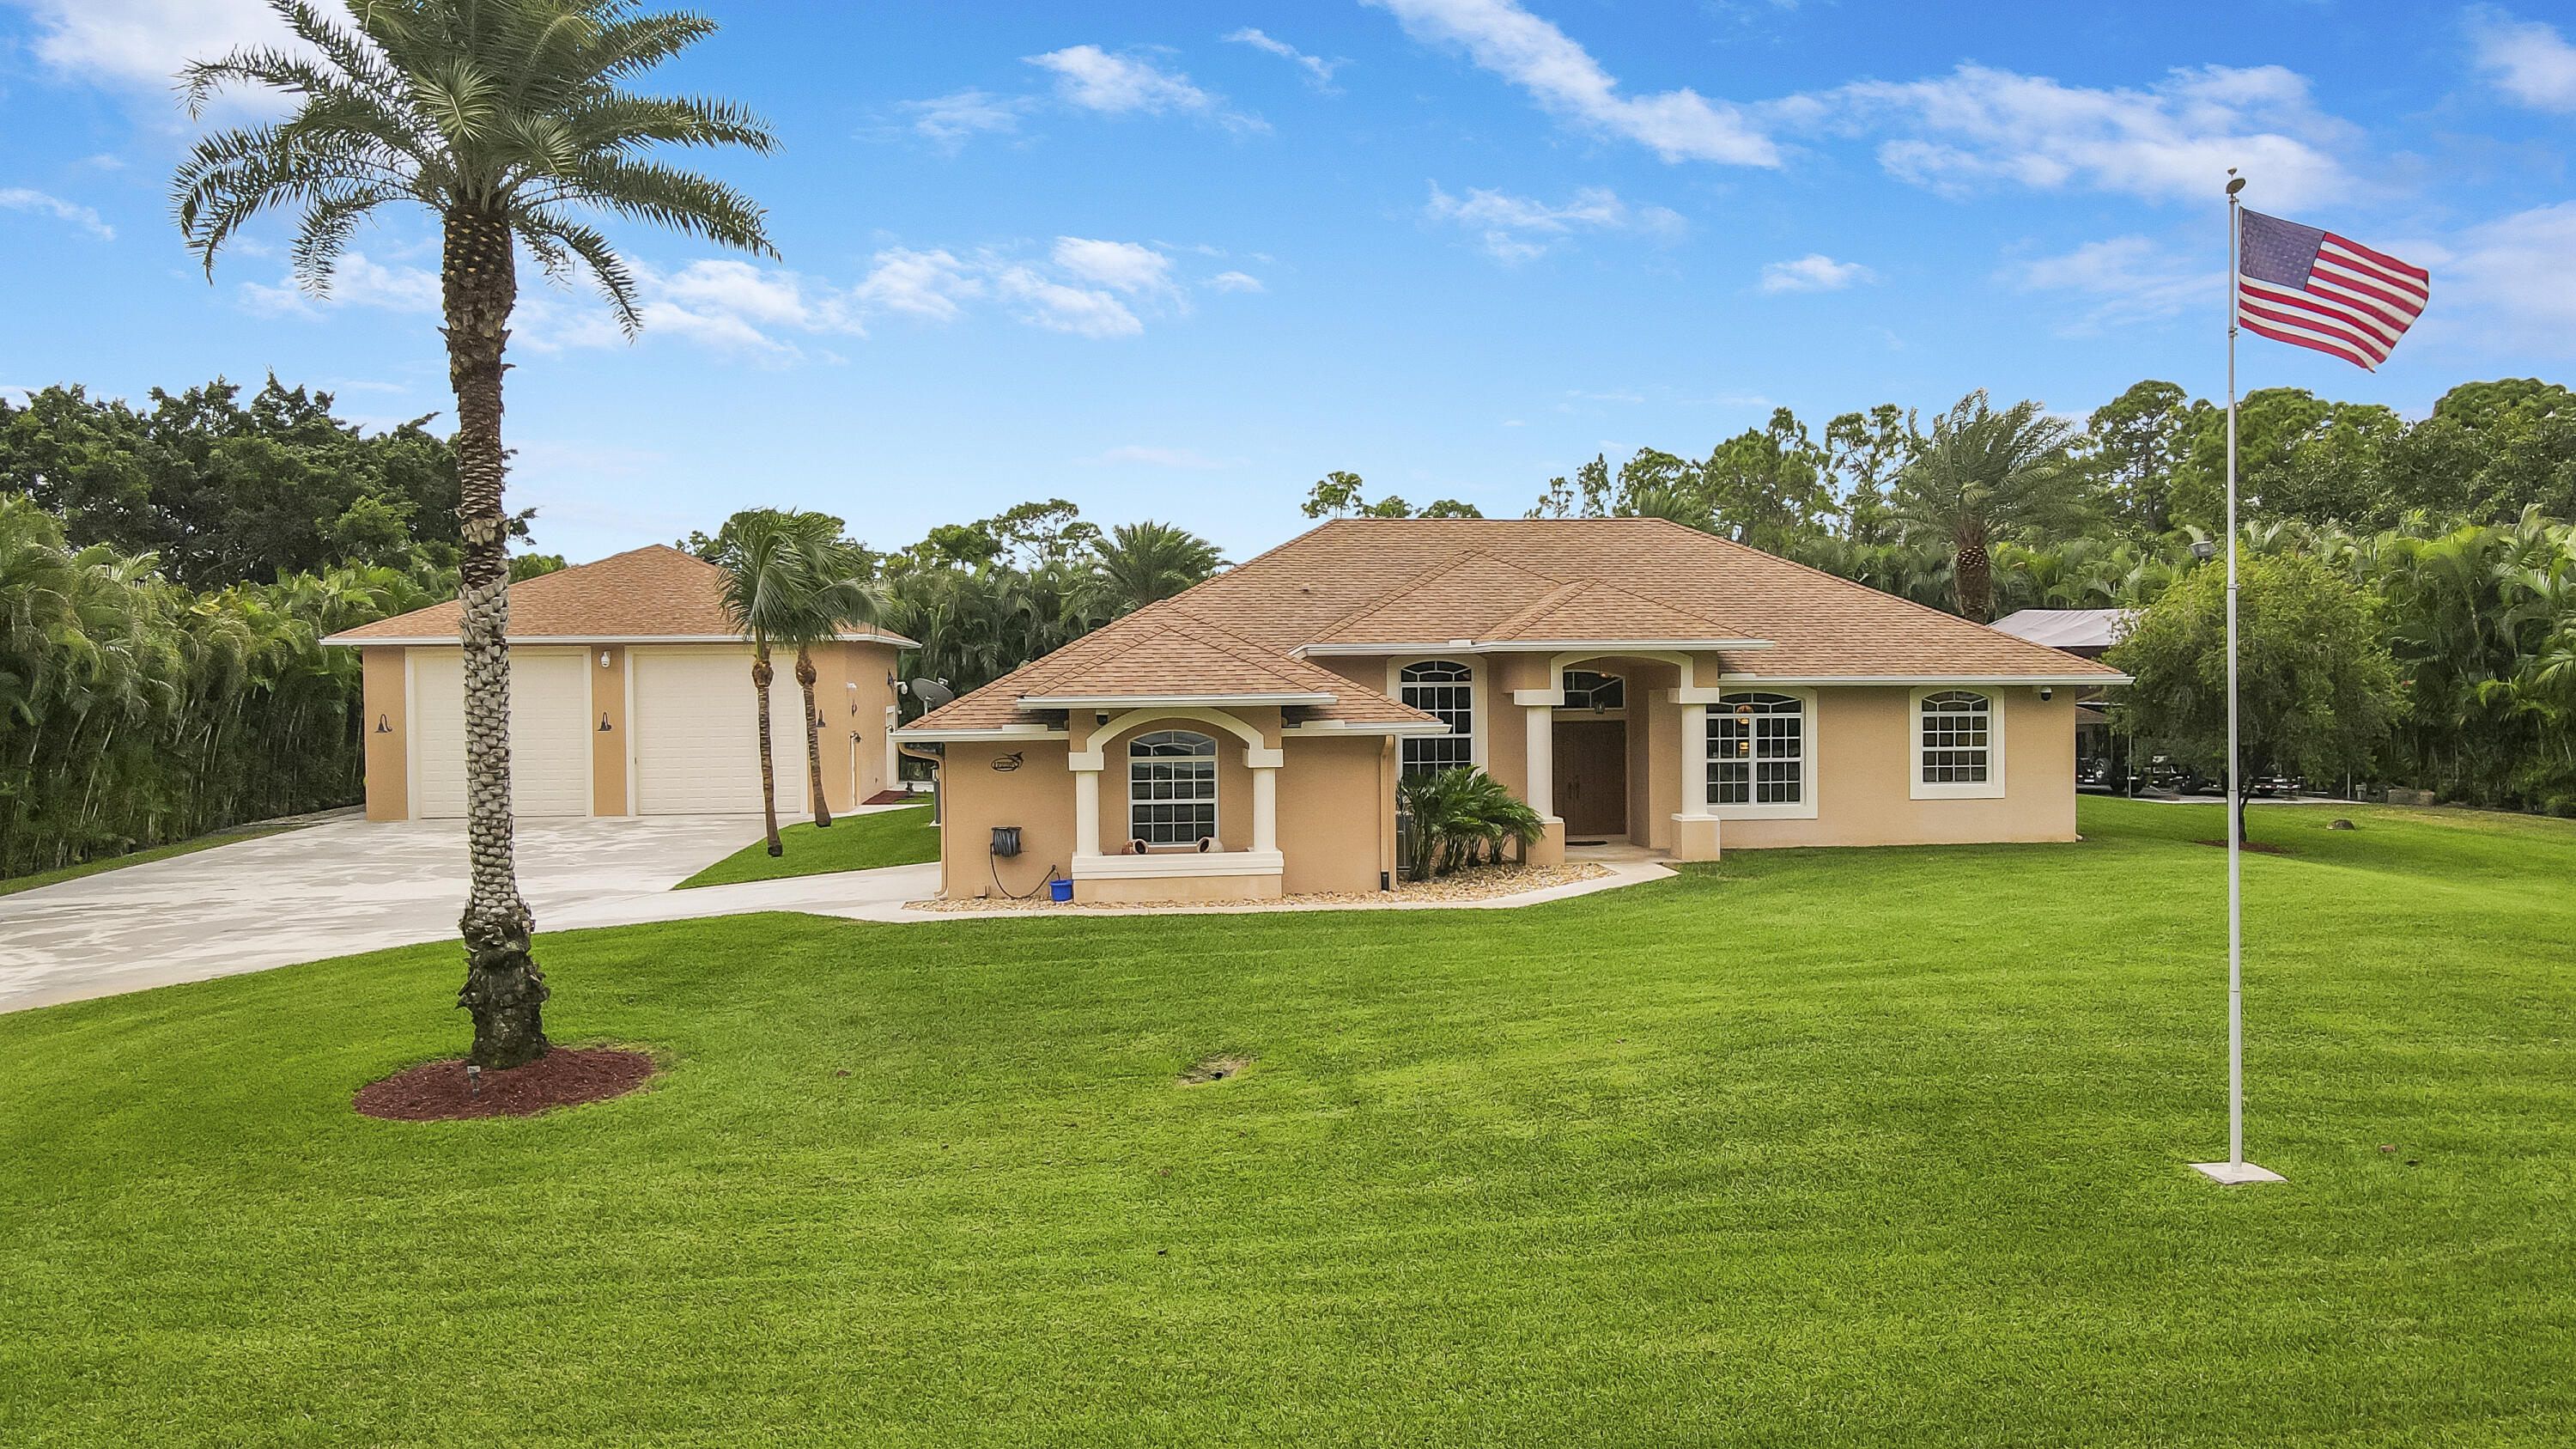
1709, 691, 1817, 819
1911, 688, 2006, 800
1399, 660, 1475, 777
1562, 669, 1625, 713
1129, 730, 1218, 843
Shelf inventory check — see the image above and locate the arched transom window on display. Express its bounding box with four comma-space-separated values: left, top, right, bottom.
1563, 669, 1625, 712
1919, 691, 1992, 783
1399, 661, 1474, 776
1129, 730, 1217, 844
1710, 692, 1806, 805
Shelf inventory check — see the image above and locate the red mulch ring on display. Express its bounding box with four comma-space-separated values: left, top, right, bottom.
862, 789, 924, 806
2195, 839, 2295, 855
354, 1047, 657, 1122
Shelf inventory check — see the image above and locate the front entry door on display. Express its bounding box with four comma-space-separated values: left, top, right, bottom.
1553, 720, 1628, 837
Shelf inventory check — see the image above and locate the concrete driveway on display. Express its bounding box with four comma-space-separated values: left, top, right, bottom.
0, 813, 930, 1015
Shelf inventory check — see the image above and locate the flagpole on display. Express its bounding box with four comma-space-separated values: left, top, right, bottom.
2195, 171, 2281, 1185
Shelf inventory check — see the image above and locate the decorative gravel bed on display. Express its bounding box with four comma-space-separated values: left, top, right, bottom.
905, 861, 1613, 913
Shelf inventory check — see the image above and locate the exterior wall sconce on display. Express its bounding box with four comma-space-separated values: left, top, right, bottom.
2040, 686, 2055, 702
599, 650, 612, 667
374, 714, 392, 734
598, 713, 613, 732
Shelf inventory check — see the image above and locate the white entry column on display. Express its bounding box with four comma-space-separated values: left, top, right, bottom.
1669, 700, 1720, 861
1525, 704, 1555, 817
1071, 749, 1104, 860
1248, 746, 1281, 852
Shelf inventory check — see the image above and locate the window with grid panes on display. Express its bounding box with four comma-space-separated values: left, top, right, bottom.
1919, 691, 1990, 782
1710, 692, 1805, 805
1399, 661, 1474, 776
1128, 730, 1217, 843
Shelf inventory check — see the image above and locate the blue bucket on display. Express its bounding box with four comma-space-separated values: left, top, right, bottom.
1048, 877, 1073, 903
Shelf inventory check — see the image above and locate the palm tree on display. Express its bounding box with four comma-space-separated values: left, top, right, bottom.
173, 0, 778, 1068
714, 511, 881, 855
1890, 392, 2090, 623
1091, 521, 1224, 617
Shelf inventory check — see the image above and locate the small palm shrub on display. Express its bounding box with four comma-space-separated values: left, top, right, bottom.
1398, 768, 1546, 880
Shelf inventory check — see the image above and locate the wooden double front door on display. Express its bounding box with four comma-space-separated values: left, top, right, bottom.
1552, 720, 1627, 837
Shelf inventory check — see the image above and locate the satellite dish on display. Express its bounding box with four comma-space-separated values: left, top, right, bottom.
908, 678, 955, 710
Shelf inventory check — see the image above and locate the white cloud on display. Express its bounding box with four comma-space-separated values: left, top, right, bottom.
1794, 64, 2356, 210
10, 0, 282, 85
0, 187, 114, 239
993, 267, 1142, 338
2466, 7, 2576, 113
1051, 237, 1174, 294
1207, 271, 1266, 293
1024, 45, 1263, 131
1091, 445, 1231, 468
1758, 253, 1877, 294
1424, 181, 1683, 261
1364, 0, 1778, 166
2007, 235, 2218, 334
1224, 27, 1340, 89
898, 89, 1030, 148
238, 252, 440, 316
852, 247, 983, 322
2427, 202, 2576, 353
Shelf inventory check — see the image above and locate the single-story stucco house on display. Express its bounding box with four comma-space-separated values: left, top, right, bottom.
895, 518, 2127, 904
325, 545, 915, 820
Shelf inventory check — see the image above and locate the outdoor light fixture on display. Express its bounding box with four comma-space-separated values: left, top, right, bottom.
598, 713, 613, 732
2041, 686, 2055, 701
2191, 540, 2217, 560
374, 714, 392, 734
599, 650, 611, 667
847, 681, 860, 715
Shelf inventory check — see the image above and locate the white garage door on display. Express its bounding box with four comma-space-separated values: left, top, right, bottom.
631, 648, 795, 815
409, 648, 593, 819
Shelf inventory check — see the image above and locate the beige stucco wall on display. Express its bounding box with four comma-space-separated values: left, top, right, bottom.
361, 646, 409, 822
1716, 685, 2079, 849
790, 640, 903, 814
938, 738, 1076, 898
589, 646, 627, 815
1277, 734, 1385, 894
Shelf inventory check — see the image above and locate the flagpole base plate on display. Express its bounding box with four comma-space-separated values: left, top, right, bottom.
2190, 1160, 2286, 1185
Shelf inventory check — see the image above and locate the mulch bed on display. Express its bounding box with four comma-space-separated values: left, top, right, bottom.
2195, 839, 2296, 855
354, 1047, 656, 1122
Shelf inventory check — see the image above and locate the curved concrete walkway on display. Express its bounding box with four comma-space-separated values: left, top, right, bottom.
2, 821, 1670, 1015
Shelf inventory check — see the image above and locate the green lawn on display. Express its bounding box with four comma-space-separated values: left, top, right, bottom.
673, 802, 937, 888
3, 799, 2572, 1446
0, 826, 290, 898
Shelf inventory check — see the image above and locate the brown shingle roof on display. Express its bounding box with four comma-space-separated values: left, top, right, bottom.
902, 518, 2117, 736
323, 545, 915, 647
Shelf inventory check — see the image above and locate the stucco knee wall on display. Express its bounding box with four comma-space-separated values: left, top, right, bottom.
1276, 735, 1387, 894
938, 740, 1076, 898
1716, 685, 2078, 849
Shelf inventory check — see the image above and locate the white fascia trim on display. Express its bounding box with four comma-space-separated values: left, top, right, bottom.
1018, 691, 1337, 709
1281, 720, 1455, 737
1718, 673, 2129, 686
891, 725, 1065, 742
1072, 849, 1285, 880
1297, 639, 1771, 657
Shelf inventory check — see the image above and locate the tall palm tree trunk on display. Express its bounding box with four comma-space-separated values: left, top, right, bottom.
1953, 530, 1994, 624
445, 205, 549, 1070
795, 645, 832, 828
754, 644, 782, 855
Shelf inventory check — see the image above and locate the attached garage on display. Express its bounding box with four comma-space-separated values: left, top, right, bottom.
407, 648, 592, 819
629, 648, 794, 815
329, 545, 914, 825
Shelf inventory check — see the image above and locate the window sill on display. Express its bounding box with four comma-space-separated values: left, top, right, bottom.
1911, 782, 2005, 801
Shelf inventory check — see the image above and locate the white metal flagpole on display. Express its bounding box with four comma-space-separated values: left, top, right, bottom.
2196, 171, 2283, 1185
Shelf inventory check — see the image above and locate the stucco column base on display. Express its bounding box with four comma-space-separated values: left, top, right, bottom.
1528, 817, 1566, 868
1668, 813, 1721, 862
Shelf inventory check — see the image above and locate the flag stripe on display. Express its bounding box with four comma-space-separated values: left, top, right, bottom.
2235, 208, 2427, 371
2239, 277, 2407, 346
2239, 301, 2394, 366
2320, 232, 2429, 285
2241, 315, 2379, 371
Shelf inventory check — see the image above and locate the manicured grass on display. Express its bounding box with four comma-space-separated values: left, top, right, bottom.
3, 799, 2572, 1446
673, 803, 937, 888
0, 826, 290, 898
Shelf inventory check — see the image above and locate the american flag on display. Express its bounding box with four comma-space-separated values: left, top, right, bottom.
2236, 208, 2429, 371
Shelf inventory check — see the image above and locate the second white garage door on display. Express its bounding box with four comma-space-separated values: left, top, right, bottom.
408, 648, 593, 819
630, 648, 794, 814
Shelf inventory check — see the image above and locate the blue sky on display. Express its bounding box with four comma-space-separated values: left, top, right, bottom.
3, 1, 2572, 564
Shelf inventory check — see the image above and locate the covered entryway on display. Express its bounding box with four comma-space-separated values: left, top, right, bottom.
408, 648, 592, 819
1553, 719, 1627, 838
630, 648, 793, 815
